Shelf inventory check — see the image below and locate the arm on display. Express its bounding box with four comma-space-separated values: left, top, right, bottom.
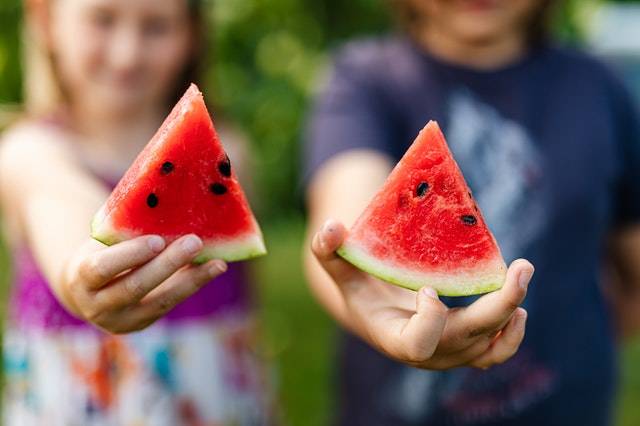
604, 71, 640, 340
0, 124, 227, 333
304, 149, 394, 327
304, 150, 534, 369
607, 226, 640, 339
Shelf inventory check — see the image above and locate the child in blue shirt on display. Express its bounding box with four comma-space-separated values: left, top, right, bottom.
304, 1, 640, 424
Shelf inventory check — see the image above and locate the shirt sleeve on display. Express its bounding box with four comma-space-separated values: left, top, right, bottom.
302, 44, 397, 186
610, 72, 640, 226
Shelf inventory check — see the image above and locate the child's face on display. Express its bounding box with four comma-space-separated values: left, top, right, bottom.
411, 0, 542, 45
48, 0, 194, 115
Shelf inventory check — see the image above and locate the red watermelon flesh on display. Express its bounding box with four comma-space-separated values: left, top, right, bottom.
337, 121, 506, 295
91, 84, 266, 263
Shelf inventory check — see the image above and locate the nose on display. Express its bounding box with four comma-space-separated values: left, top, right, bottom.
107, 24, 144, 74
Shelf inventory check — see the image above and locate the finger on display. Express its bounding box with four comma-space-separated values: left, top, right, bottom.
97, 234, 204, 308
432, 323, 508, 369
426, 334, 494, 370
446, 259, 533, 340
136, 259, 228, 321
394, 286, 448, 363
79, 235, 166, 289
311, 219, 366, 291
470, 308, 528, 370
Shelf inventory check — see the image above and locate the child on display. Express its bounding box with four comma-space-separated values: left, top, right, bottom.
304, 0, 640, 425
0, 0, 269, 424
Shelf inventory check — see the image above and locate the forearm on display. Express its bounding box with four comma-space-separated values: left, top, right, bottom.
23, 194, 106, 318
607, 225, 640, 339
303, 151, 393, 334
607, 263, 640, 339
0, 135, 110, 316
303, 234, 353, 330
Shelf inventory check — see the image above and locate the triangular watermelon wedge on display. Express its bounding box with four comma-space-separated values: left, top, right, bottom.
91, 84, 266, 263
337, 121, 506, 296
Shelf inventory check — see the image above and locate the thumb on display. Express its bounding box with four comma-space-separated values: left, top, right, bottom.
311, 219, 365, 290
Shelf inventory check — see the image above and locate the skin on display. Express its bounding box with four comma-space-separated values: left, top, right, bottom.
607, 228, 640, 340
0, 0, 226, 334
410, 0, 544, 69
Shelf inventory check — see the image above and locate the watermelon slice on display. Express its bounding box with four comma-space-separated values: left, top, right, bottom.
91, 84, 266, 263
337, 121, 506, 296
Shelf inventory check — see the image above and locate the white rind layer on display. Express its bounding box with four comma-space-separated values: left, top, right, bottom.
91, 205, 267, 263
192, 234, 267, 263
337, 241, 506, 296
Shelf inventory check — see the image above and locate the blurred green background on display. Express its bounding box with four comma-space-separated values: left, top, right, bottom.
2, 0, 640, 425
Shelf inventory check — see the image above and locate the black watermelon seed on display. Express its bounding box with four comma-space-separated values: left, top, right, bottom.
416, 182, 429, 197
468, 191, 472, 198
160, 161, 174, 175
210, 183, 227, 195
461, 215, 477, 225
218, 156, 231, 177
147, 193, 159, 208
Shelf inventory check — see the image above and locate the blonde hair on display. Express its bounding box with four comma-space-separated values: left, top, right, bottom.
22, 19, 64, 117
20, 0, 208, 118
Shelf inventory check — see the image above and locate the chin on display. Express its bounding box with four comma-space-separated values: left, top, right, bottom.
451, 21, 513, 45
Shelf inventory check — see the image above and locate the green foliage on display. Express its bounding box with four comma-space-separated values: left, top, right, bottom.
254, 218, 335, 426
0, 0, 22, 104
207, 0, 389, 219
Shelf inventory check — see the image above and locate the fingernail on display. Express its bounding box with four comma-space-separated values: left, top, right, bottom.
210, 260, 227, 275
322, 220, 335, 234
421, 286, 438, 300
317, 230, 332, 254
147, 236, 165, 252
518, 310, 528, 326
182, 235, 202, 254
518, 268, 533, 290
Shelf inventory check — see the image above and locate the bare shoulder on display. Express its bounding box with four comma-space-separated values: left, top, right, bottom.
0, 120, 76, 239
0, 119, 82, 205
0, 119, 76, 166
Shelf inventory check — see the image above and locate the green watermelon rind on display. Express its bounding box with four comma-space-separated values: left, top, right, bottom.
336, 243, 506, 296
90, 211, 125, 247
191, 236, 267, 264
91, 208, 267, 263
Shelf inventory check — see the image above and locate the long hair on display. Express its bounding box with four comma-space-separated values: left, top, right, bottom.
22, 0, 208, 117
389, 0, 557, 47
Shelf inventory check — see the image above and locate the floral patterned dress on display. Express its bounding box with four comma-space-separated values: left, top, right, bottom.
3, 203, 270, 425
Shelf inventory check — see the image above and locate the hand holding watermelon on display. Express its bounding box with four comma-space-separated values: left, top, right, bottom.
306, 121, 534, 369
62, 235, 227, 334
312, 219, 533, 370
75, 84, 264, 333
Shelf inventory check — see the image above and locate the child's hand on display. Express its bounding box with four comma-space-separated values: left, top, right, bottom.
311, 219, 533, 370
62, 235, 227, 333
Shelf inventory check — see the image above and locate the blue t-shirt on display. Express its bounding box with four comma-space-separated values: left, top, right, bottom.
304, 35, 640, 426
